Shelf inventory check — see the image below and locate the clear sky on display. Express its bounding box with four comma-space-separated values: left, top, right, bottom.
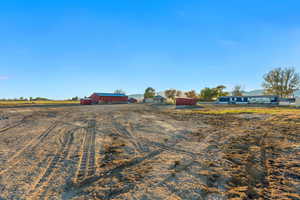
1, 0, 300, 99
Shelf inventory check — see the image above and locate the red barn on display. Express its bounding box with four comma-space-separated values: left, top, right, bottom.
90, 93, 128, 104
176, 98, 198, 106
80, 98, 92, 105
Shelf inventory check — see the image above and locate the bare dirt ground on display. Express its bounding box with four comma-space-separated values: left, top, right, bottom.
0, 104, 299, 200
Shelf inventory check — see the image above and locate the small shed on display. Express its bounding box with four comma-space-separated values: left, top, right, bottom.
90, 93, 128, 104
80, 98, 92, 105
153, 95, 166, 103
176, 98, 198, 106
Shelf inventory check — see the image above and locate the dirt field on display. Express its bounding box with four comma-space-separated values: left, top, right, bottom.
0, 104, 299, 200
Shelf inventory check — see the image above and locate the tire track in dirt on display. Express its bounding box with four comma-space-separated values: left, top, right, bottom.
103, 130, 224, 200
235, 120, 299, 199
62, 130, 191, 199
0, 112, 71, 175
261, 131, 300, 200
111, 113, 140, 144
25, 127, 77, 200
147, 140, 197, 158
224, 125, 300, 200
148, 127, 231, 200
87, 120, 96, 177
94, 146, 198, 200
144, 140, 218, 199
75, 128, 89, 181
0, 113, 34, 134
0, 110, 58, 135
112, 120, 148, 153
75, 120, 96, 182
0, 122, 60, 176
0, 119, 26, 133
259, 133, 270, 200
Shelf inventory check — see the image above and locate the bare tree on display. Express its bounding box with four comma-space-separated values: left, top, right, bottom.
176, 90, 183, 97
262, 67, 300, 98
232, 85, 243, 96
215, 85, 229, 97
185, 90, 197, 98
164, 89, 177, 100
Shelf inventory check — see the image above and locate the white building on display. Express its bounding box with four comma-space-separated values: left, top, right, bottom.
218, 95, 279, 105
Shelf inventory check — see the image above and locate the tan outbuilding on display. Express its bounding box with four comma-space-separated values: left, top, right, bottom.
295, 98, 300, 106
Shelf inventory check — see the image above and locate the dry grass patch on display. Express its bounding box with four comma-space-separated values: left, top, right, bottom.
173, 105, 300, 115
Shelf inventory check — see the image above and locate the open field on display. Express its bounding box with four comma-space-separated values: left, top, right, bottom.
0, 101, 79, 106
0, 104, 299, 199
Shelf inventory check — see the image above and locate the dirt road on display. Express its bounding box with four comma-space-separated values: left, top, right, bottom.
0, 104, 299, 200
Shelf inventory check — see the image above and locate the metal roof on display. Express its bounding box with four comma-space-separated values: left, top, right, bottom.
93, 93, 127, 97
219, 95, 278, 98
154, 95, 165, 99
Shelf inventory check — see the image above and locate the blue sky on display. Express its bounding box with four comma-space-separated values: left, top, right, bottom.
1, 0, 300, 99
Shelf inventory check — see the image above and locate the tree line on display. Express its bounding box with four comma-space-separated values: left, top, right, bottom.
0, 97, 80, 101
143, 67, 300, 101
0, 97, 51, 101
143, 85, 230, 101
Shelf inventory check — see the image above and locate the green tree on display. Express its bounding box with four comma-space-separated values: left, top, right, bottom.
144, 87, 156, 98
200, 88, 216, 101
199, 85, 229, 101
34, 97, 49, 101
71, 96, 79, 101
262, 67, 300, 98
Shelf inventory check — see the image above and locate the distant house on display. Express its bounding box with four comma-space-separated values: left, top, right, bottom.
218, 95, 279, 105
143, 95, 166, 104
153, 95, 166, 103
90, 93, 128, 104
